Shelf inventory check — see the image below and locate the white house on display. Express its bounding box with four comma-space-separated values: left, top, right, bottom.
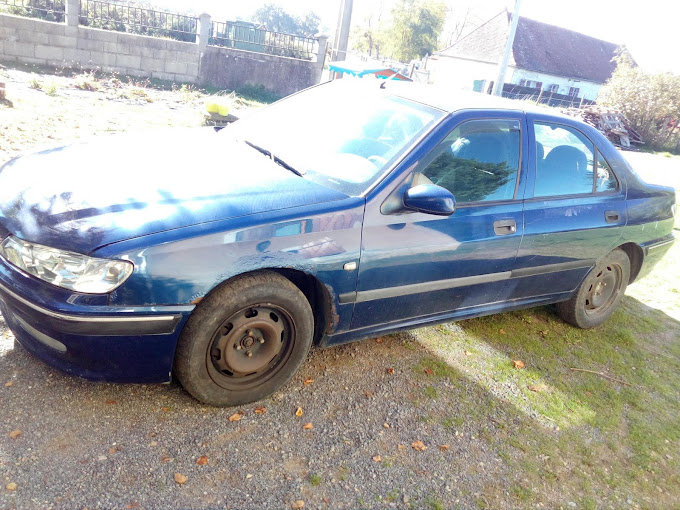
425, 11, 622, 102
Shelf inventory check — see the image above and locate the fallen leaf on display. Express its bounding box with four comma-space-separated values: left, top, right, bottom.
303, 378, 314, 385
539, 330, 549, 337
228, 413, 243, 422
499, 329, 506, 334
383, 423, 390, 429
411, 440, 427, 451
291, 501, 305, 509
424, 368, 433, 375
196, 456, 208, 465
125, 503, 140, 509
372, 455, 382, 462
386, 368, 394, 374
9, 430, 22, 440
303, 423, 313, 430
439, 445, 450, 451
376, 337, 383, 343
161, 456, 172, 463
109, 448, 116, 454
149, 432, 157, 438
528, 384, 548, 393
397, 444, 406, 450
105, 399, 116, 405
161, 406, 171, 413
295, 407, 303, 417
5, 381, 13, 387
246, 473, 253, 479
174, 473, 188, 485
5, 482, 17, 491
513, 360, 525, 369
254, 406, 267, 415
363, 390, 374, 398
464, 351, 473, 356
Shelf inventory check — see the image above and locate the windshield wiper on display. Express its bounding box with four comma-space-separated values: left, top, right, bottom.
244, 140, 305, 177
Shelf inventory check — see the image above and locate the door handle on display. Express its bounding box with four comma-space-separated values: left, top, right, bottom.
493, 219, 517, 236
605, 210, 620, 223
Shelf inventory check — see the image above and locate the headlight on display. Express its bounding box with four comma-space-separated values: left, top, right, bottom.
0, 236, 133, 294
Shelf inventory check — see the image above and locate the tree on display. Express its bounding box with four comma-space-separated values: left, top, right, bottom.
598, 48, 680, 152
252, 4, 319, 36
382, 0, 447, 62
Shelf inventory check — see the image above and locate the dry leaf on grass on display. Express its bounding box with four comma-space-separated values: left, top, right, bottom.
411, 440, 427, 451
254, 406, 267, 415
9, 430, 22, 439
125, 503, 140, 509
372, 455, 382, 462
161, 406, 171, 413
291, 501, 305, 509
161, 456, 172, 463
376, 337, 383, 343
303, 378, 314, 385
5, 381, 13, 387
174, 473, 188, 485
439, 445, 450, 451
424, 368, 433, 375
295, 407, 303, 417
196, 456, 209, 465
528, 384, 548, 393
386, 368, 394, 374
464, 351, 473, 356
105, 399, 116, 405
513, 360, 525, 369
5, 482, 17, 491
303, 423, 313, 430
383, 423, 390, 429
499, 329, 506, 334
397, 444, 406, 450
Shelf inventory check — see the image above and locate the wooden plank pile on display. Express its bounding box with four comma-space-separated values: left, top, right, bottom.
561, 106, 644, 149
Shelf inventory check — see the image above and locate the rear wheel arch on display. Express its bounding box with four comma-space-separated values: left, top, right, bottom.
618, 242, 643, 284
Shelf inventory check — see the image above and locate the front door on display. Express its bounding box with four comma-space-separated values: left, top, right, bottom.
351, 112, 528, 329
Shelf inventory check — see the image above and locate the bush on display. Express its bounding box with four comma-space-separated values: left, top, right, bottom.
598, 51, 680, 153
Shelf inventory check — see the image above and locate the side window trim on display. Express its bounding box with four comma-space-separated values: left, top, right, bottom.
415, 117, 524, 205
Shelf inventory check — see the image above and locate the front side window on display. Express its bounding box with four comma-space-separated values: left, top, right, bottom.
534, 123, 594, 197
418, 119, 521, 203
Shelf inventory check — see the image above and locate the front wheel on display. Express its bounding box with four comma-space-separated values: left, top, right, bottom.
174, 271, 314, 406
556, 248, 630, 329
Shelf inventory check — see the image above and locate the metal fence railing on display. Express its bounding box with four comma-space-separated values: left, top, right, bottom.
0, 0, 65, 21
210, 21, 317, 60
79, 0, 197, 42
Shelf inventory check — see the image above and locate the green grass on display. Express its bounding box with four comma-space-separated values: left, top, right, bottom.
308, 473, 322, 487
412, 240, 680, 508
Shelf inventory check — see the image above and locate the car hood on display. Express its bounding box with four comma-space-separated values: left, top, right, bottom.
0, 129, 347, 254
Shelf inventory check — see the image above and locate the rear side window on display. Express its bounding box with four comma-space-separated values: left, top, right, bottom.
596, 151, 618, 192
534, 123, 594, 196
419, 119, 521, 203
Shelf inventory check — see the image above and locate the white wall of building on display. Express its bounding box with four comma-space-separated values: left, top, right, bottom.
510, 69, 602, 101
425, 56, 513, 91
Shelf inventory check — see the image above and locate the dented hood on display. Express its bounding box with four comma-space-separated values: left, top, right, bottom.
0, 128, 347, 254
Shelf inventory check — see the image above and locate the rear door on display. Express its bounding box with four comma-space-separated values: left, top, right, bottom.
350, 111, 529, 329
501, 113, 628, 301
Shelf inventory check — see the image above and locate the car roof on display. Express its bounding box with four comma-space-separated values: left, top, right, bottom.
324, 78, 573, 121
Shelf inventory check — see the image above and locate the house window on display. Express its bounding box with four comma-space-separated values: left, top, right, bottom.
568, 87, 580, 97
520, 80, 542, 89
519, 79, 526, 86
548, 84, 559, 93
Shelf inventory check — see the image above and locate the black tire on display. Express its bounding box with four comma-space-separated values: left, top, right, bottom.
174, 271, 314, 407
556, 248, 630, 329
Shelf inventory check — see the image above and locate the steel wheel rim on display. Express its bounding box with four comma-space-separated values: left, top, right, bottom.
584, 263, 621, 316
206, 304, 296, 391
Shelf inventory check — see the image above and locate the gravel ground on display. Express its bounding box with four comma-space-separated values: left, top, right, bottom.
0, 311, 511, 510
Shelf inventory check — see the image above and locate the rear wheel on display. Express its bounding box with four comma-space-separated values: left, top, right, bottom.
174, 271, 314, 406
556, 248, 630, 329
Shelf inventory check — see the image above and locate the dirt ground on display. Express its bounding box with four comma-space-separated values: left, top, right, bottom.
1, 64, 679, 510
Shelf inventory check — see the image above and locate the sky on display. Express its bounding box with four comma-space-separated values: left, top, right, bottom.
158, 0, 679, 74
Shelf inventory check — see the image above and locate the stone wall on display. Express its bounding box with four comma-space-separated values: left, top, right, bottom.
0, 12, 326, 93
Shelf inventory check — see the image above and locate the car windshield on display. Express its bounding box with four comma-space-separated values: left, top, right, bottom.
222, 81, 444, 195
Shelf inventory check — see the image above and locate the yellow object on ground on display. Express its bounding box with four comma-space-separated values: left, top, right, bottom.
206, 99, 229, 117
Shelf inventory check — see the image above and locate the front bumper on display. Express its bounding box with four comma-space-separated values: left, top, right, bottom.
0, 259, 194, 383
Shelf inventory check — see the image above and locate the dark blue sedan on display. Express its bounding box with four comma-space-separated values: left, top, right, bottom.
0, 81, 675, 406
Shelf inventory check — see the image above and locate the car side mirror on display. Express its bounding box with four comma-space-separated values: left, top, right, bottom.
403, 184, 455, 216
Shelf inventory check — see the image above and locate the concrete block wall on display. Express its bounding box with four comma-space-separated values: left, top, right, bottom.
0, 14, 200, 83
0, 12, 327, 94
